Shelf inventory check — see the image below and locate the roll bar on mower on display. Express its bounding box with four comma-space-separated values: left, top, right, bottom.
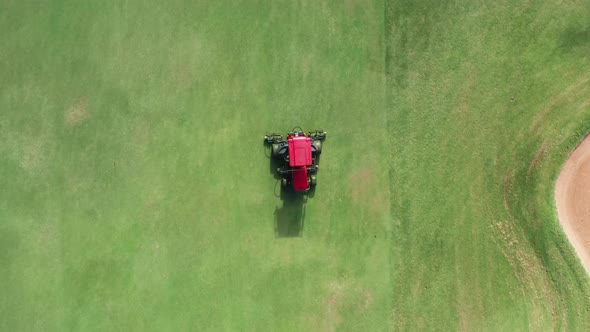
276, 165, 318, 175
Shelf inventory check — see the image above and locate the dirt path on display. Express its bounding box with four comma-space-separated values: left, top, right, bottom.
555, 135, 590, 275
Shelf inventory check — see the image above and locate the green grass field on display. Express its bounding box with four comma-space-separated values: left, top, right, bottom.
1, 0, 590, 331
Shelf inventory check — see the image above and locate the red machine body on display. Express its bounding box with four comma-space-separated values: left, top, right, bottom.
264, 129, 326, 193
291, 167, 309, 191
288, 135, 312, 167
288, 135, 313, 191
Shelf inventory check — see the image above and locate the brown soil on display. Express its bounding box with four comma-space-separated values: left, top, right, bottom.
555, 134, 590, 274
65, 98, 87, 126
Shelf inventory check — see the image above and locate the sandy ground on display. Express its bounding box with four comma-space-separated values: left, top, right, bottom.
555, 135, 590, 275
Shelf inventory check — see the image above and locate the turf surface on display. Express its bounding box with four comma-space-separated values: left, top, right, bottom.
388, 0, 590, 330
1, 1, 390, 331
1, 0, 590, 331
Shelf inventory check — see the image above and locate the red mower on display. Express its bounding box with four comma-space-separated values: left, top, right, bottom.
264, 128, 327, 192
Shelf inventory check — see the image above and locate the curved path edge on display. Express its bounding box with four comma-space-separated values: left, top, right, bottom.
555, 134, 590, 275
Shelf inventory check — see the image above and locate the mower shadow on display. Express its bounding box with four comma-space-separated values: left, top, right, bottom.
265, 139, 322, 237
274, 186, 307, 238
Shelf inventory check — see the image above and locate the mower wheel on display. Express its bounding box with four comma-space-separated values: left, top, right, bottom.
310, 175, 317, 187
313, 140, 322, 154
272, 143, 280, 157
281, 178, 288, 187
